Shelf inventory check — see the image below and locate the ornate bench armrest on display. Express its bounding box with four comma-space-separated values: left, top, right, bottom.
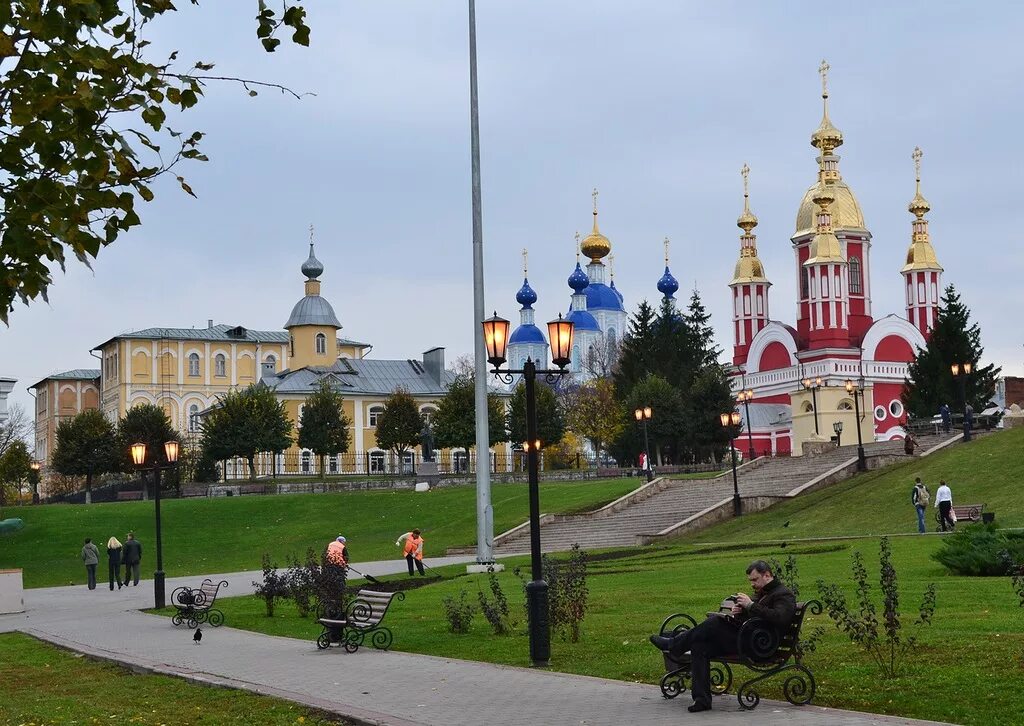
736, 617, 780, 661
659, 612, 698, 635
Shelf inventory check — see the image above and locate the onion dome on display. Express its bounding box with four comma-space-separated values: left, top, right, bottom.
509, 322, 547, 345
657, 237, 679, 299
811, 60, 843, 154
566, 307, 601, 332
515, 278, 538, 308
902, 147, 943, 273
804, 176, 845, 265
580, 188, 612, 261
301, 242, 324, 279
731, 164, 770, 285
568, 262, 589, 292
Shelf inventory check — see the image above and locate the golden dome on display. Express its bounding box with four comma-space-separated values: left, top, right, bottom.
731, 256, 768, 285
581, 188, 611, 261
795, 178, 865, 234
730, 164, 769, 285
901, 147, 942, 273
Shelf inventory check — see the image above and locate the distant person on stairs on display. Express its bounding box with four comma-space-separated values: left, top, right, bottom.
939, 403, 951, 434
903, 431, 917, 456
935, 480, 955, 531
911, 478, 930, 533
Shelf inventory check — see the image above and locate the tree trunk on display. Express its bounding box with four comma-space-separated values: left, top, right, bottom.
320, 454, 326, 483
248, 455, 256, 481
142, 470, 148, 500
85, 472, 92, 505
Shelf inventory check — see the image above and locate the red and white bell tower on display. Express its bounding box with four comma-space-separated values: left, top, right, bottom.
902, 147, 943, 340
730, 164, 771, 366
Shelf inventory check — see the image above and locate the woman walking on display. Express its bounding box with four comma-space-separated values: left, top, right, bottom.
81, 538, 100, 590
106, 536, 123, 591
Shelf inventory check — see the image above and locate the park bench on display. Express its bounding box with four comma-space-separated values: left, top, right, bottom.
116, 491, 143, 501
170, 578, 228, 629
315, 589, 405, 653
655, 596, 821, 710
936, 503, 986, 528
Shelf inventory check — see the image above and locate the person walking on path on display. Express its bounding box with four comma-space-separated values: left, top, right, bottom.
121, 532, 142, 587
935, 480, 955, 531
81, 538, 99, 590
963, 404, 975, 442
396, 529, 425, 576
911, 478, 930, 533
903, 431, 917, 456
939, 403, 951, 434
326, 536, 348, 568
649, 559, 796, 713
105, 537, 123, 591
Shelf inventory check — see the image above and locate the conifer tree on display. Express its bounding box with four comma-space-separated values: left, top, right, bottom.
903, 284, 1001, 418
299, 379, 352, 479
613, 300, 658, 397
685, 289, 721, 367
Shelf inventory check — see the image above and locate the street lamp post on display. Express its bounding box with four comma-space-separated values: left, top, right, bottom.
802, 376, 823, 435
951, 362, 973, 441
483, 311, 574, 668
844, 379, 867, 471
832, 420, 843, 447
29, 462, 40, 504
130, 440, 180, 610
736, 389, 756, 461
719, 411, 742, 516
634, 406, 653, 482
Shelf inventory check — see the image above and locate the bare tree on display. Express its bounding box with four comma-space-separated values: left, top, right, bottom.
0, 405, 32, 458
450, 353, 476, 377
584, 333, 620, 379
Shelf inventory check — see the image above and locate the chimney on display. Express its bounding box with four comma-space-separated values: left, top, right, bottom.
260, 361, 277, 381
422, 347, 445, 387
207, 319, 214, 329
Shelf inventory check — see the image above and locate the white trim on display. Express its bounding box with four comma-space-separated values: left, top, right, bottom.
861, 314, 926, 360
744, 322, 799, 374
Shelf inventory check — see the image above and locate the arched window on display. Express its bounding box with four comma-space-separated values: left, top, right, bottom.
214, 354, 226, 377
188, 353, 200, 377
801, 267, 810, 299
315, 333, 327, 355
368, 405, 384, 427
849, 256, 862, 294
188, 404, 200, 432
838, 401, 853, 411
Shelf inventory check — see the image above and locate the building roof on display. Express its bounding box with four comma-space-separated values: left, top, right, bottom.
509, 324, 547, 345
93, 324, 369, 350
30, 369, 100, 389
740, 403, 793, 429
584, 282, 625, 311
284, 295, 342, 329
262, 358, 464, 397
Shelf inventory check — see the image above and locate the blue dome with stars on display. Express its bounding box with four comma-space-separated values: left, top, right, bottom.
584, 282, 625, 311
657, 265, 679, 299
515, 278, 538, 308
509, 324, 547, 345
566, 307, 601, 332
567, 262, 589, 293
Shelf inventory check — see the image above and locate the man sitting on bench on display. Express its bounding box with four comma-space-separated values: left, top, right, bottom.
649, 560, 796, 713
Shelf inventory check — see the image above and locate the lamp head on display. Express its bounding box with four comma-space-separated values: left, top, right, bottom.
719, 412, 730, 427
482, 312, 511, 369
164, 440, 180, 464
643, 406, 652, 419
730, 411, 741, 426
964, 362, 973, 375
845, 379, 854, 393
547, 313, 574, 369
634, 408, 643, 421
130, 442, 146, 467
802, 378, 811, 389
30, 461, 40, 471
833, 420, 843, 434
950, 363, 959, 376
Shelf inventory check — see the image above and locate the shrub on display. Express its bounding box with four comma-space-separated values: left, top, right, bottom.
285, 553, 315, 618
477, 569, 512, 635
932, 524, 1024, 576
515, 544, 590, 642
252, 554, 289, 617
816, 537, 936, 678
306, 547, 347, 609
442, 589, 475, 634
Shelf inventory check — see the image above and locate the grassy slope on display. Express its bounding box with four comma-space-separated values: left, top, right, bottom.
0, 477, 642, 588
685, 426, 1024, 543
0, 632, 349, 725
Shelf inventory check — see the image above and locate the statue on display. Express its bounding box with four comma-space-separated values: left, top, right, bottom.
420, 421, 435, 463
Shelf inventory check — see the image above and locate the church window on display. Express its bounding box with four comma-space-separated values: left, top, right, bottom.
734, 295, 741, 316
931, 281, 938, 303
889, 400, 904, 419
849, 256, 862, 294
820, 274, 829, 298
756, 294, 764, 315
838, 400, 853, 411
315, 333, 327, 355
368, 405, 384, 427
917, 282, 925, 304
906, 282, 913, 305
188, 404, 200, 432
743, 295, 750, 314
834, 273, 841, 298
113, 352, 118, 379
214, 354, 226, 377
188, 353, 200, 377
874, 405, 887, 421
800, 268, 810, 299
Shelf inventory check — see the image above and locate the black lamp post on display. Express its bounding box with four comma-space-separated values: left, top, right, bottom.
951, 362, 972, 441
802, 376, 822, 435
832, 420, 843, 447
130, 440, 180, 610
736, 389, 756, 461
719, 411, 742, 516
634, 406, 653, 482
844, 379, 867, 471
483, 311, 574, 668
29, 461, 40, 504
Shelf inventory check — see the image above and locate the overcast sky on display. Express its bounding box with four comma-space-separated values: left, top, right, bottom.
2, 1, 1022, 422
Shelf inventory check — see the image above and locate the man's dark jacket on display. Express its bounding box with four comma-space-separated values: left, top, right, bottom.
122, 539, 143, 565
736, 579, 796, 629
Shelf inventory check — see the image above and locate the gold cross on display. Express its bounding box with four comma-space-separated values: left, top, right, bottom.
574, 231, 581, 260
912, 146, 923, 181
522, 248, 528, 277
818, 59, 830, 97
663, 236, 670, 265
609, 254, 615, 279
308, 223, 315, 244
741, 163, 750, 197
592, 187, 599, 213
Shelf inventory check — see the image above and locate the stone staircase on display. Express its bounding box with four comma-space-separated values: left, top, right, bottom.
490, 431, 959, 555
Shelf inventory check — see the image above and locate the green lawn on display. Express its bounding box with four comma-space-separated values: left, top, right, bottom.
0, 477, 642, 588
0, 632, 349, 725
684, 426, 1024, 544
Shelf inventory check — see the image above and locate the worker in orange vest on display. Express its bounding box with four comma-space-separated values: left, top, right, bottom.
326, 536, 348, 568
395, 529, 425, 576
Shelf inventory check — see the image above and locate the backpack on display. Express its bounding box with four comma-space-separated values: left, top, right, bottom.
914, 484, 929, 506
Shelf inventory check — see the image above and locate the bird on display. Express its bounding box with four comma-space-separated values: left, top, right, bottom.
783, 520, 791, 528
193, 628, 203, 645
780, 542, 788, 548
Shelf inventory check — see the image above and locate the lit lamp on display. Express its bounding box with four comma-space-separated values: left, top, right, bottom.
951, 361, 973, 440
634, 406, 653, 482
29, 461, 41, 504
844, 379, 867, 471
736, 388, 756, 461
719, 411, 742, 516
482, 311, 574, 667
129, 439, 180, 609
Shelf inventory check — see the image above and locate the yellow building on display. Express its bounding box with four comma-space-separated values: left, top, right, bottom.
29, 370, 101, 468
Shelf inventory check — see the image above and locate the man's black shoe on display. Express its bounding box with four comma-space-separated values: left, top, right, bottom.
687, 702, 712, 713
649, 634, 673, 650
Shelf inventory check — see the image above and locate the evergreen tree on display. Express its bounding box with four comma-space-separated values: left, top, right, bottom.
433, 375, 508, 461
200, 386, 292, 481
507, 381, 565, 449
51, 409, 119, 504
680, 367, 736, 464
374, 388, 422, 472
652, 297, 701, 389
685, 289, 721, 367
298, 379, 352, 479
613, 300, 658, 398
903, 284, 1001, 418
612, 374, 684, 467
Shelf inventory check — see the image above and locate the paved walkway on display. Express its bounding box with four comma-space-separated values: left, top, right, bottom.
1, 558, 950, 726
